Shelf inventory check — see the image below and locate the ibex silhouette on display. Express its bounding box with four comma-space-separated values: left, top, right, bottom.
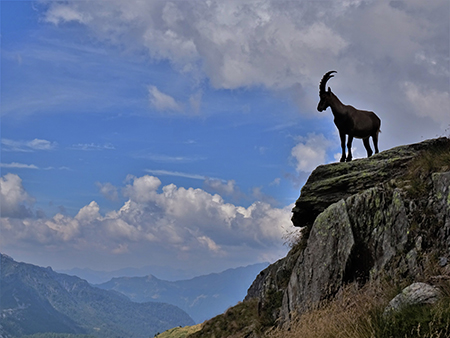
317, 71, 381, 162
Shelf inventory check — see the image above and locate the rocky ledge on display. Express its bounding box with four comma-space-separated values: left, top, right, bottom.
246, 137, 450, 327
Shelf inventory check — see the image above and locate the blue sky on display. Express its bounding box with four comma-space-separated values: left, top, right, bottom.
1, 0, 449, 276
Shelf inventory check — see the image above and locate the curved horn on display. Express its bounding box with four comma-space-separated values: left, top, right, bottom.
319, 71, 337, 94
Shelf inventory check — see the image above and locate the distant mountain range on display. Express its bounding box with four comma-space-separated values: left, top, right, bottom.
58, 265, 196, 284
96, 262, 269, 323
0, 254, 194, 338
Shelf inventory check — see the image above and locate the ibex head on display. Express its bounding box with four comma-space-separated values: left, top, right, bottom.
317, 71, 337, 112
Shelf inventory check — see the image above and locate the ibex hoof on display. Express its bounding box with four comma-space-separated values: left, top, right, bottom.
340, 157, 346, 163
346, 157, 352, 162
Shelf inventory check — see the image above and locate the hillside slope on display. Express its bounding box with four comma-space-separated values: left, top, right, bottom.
0, 254, 194, 338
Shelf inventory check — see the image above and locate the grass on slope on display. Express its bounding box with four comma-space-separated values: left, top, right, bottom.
155, 323, 203, 338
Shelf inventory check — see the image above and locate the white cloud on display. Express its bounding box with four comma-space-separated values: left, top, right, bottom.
69, 143, 115, 151
2, 138, 57, 152
44, 3, 92, 25
145, 169, 206, 180
40, 1, 350, 90
0, 163, 39, 170
122, 175, 161, 204
27, 139, 57, 150
0, 173, 35, 218
203, 178, 238, 197
136, 152, 203, 163
197, 235, 223, 255
45, 213, 82, 242
291, 133, 331, 173
148, 85, 182, 112
75, 201, 101, 222
1, 173, 293, 269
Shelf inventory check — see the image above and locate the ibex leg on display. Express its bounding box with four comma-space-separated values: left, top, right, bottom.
346, 135, 353, 162
372, 132, 380, 154
363, 137, 373, 157
339, 131, 346, 162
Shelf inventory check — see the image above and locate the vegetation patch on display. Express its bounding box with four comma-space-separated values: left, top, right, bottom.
403, 139, 450, 197
155, 323, 203, 338
187, 299, 262, 338
377, 300, 450, 338
267, 277, 450, 338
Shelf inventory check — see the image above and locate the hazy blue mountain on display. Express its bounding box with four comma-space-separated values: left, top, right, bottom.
58, 265, 194, 284
96, 262, 269, 323
0, 254, 194, 338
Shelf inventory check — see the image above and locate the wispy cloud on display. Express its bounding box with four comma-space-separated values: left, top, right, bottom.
0, 162, 39, 169
43, 166, 72, 171
134, 152, 205, 163
2, 138, 57, 152
145, 169, 207, 180
264, 121, 298, 132
69, 143, 115, 151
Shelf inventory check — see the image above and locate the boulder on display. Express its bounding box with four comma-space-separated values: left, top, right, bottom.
384, 282, 441, 316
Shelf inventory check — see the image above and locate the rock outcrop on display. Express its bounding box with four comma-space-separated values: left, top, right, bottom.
246, 137, 450, 327
291, 137, 450, 229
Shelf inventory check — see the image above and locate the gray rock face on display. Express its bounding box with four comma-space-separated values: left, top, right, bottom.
384, 282, 441, 316
291, 137, 450, 229
246, 137, 450, 327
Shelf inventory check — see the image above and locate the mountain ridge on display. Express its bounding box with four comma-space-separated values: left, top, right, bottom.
0, 253, 194, 338
96, 262, 269, 323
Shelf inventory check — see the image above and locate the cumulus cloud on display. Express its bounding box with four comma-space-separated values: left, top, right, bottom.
122, 175, 161, 203
1, 174, 293, 268
0, 173, 35, 218
291, 133, 332, 173
203, 178, 239, 197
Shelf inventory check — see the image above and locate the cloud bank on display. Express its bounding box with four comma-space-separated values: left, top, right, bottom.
1, 173, 292, 271
40, 0, 449, 129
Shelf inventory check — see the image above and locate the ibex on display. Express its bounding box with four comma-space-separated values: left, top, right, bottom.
317, 71, 381, 162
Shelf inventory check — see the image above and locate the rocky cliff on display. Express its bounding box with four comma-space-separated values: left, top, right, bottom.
245, 137, 450, 328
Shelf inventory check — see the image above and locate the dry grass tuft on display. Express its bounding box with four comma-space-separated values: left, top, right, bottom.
267, 274, 450, 338
267, 282, 390, 338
